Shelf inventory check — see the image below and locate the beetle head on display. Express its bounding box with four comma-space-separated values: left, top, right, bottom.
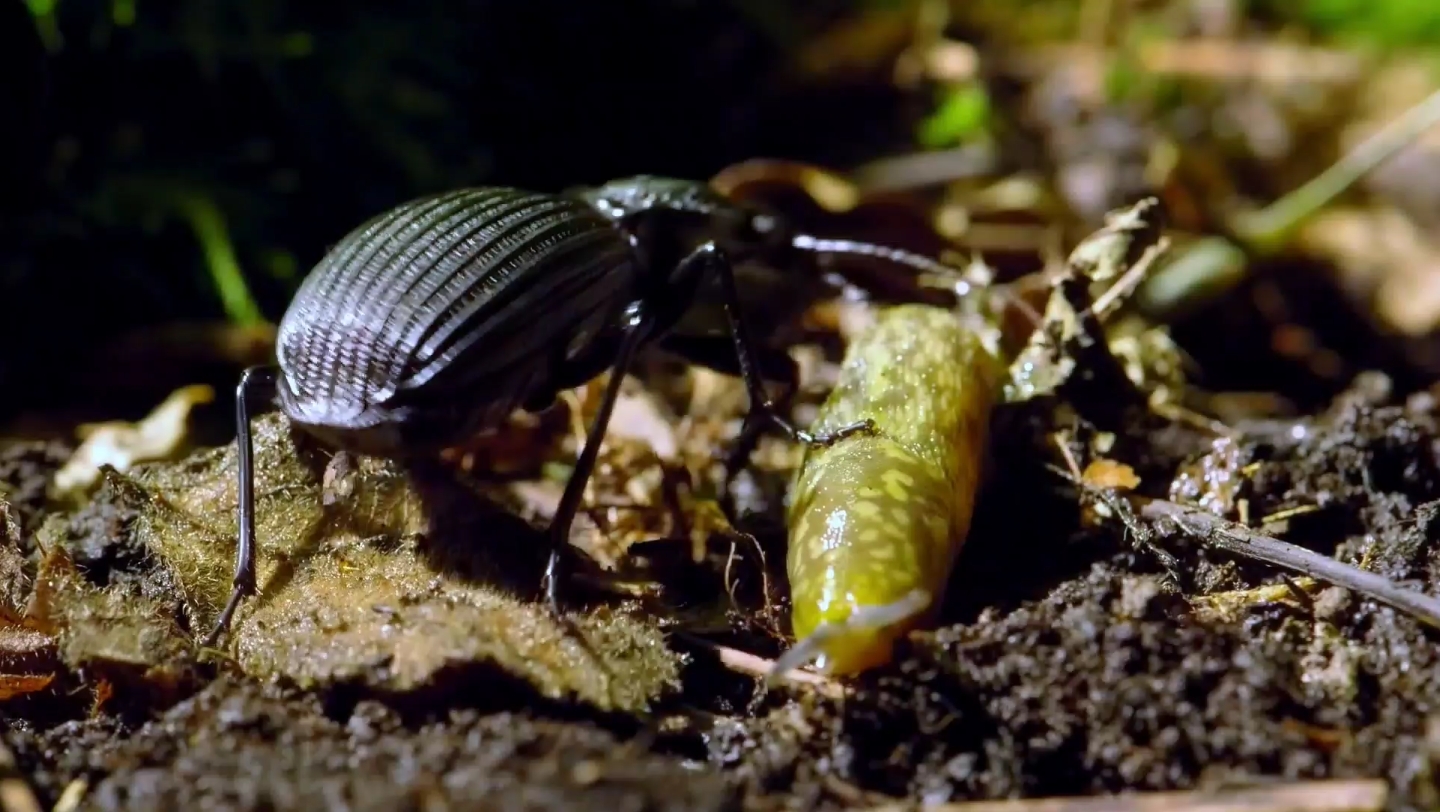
708, 202, 800, 264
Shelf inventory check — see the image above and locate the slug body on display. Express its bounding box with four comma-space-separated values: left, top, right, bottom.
781, 304, 1006, 676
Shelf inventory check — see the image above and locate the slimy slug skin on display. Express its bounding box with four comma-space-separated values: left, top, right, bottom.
780, 304, 1006, 677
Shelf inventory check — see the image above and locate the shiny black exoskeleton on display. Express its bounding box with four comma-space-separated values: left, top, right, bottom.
205, 175, 967, 646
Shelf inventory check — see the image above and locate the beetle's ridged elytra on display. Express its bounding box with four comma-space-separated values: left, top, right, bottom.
206, 174, 979, 649
276, 188, 637, 455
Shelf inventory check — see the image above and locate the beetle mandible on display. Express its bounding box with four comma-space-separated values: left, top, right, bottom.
204, 175, 966, 647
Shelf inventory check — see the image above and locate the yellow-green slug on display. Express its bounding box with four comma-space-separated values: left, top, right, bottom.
772, 302, 1009, 678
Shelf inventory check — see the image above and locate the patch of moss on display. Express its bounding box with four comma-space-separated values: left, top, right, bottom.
119, 412, 682, 713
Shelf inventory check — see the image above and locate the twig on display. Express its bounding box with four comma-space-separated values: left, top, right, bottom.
862, 777, 1386, 812
1235, 85, 1440, 250
0, 738, 41, 812
999, 42, 1362, 96
671, 632, 845, 700
1087, 236, 1171, 322
1137, 496, 1440, 630
1190, 579, 1322, 624
51, 779, 87, 812
1137, 40, 1363, 86
848, 144, 998, 192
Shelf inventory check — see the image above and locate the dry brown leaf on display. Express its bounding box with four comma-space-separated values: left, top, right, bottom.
1081, 459, 1141, 491
0, 672, 53, 700
439, 406, 566, 477
52, 383, 215, 498
89, 677, 113, 717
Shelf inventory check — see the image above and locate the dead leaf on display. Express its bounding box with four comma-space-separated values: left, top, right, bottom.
1082, 459, 1141, 490
51, 384, 215, 498
0, 672, 53, 700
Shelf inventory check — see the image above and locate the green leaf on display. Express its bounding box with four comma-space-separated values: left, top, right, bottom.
918, 83, 992, 149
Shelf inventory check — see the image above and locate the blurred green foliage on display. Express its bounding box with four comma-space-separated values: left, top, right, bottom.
0, 0, 926, 415
918, 83, 992, 148
1253, 0, 1440, 47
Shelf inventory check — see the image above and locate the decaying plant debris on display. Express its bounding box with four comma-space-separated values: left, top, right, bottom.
3, 190, 1440, 812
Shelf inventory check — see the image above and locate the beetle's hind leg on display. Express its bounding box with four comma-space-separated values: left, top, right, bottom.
203, 365, 279, 648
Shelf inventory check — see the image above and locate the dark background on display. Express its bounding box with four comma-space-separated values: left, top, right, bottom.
0, 0, 917, 423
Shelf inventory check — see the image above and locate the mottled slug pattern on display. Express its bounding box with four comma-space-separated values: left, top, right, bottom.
785, 304, 1006, 675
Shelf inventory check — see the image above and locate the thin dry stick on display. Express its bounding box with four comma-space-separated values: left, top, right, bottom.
1137, 496, 1440, 630
673, 632, 845, 700
51, 779, 88, 812
863, 777, 1387, 812
722, 530, 776, 628
849, 144, 998, 192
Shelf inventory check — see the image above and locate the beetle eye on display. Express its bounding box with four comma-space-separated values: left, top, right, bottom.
751, 214, 778, 235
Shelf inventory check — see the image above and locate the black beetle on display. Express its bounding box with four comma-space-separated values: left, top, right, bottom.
205, 175, 969, 646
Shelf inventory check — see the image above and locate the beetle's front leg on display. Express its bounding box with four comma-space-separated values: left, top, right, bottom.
673, 243, 876, 507
699, 242, 876, 446
204, 364, 279, 648
542, 300, 655, 614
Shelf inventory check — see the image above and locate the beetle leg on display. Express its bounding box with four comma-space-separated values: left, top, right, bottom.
652, 332, 808, 519
543, 300, 655, 614
663, 242, 874, 518
204, 365, 279, 648
704, 242, 877, 447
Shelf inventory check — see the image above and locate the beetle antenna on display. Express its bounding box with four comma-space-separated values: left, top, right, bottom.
792, 233, 1047, 353
790, 233, 978, 293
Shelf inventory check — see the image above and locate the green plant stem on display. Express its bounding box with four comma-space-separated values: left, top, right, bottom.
1234, 85, 1440, 251
174, 192, 264, 326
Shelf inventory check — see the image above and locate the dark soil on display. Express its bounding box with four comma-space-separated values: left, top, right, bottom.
6, 218, 1440, 811
4, 360, 1440, 811
0, 437, 73, 535
5, 679, 740, 812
